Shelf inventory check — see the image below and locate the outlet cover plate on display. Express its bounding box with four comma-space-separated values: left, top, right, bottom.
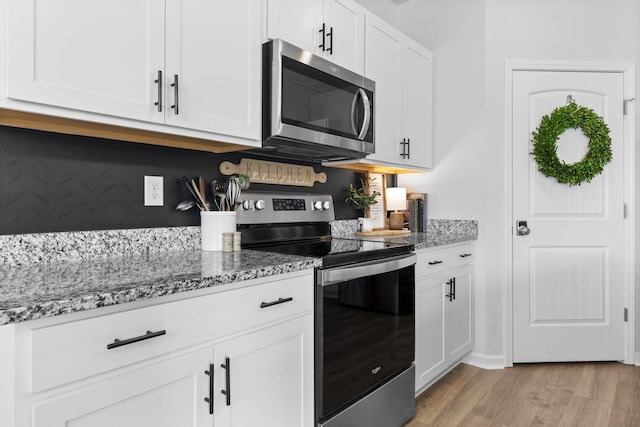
144, 175, 164, 206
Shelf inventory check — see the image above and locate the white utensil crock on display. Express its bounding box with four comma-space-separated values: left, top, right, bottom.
201, 211, 237, 251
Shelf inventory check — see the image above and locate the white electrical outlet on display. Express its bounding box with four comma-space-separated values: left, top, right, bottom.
144, 175, 164, 206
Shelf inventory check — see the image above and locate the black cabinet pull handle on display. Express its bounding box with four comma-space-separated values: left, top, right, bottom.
452, 277, 456, 300
428, 260, 443, 266
260, 297, 293, 309
221, 357, 231, 406
446, 278, 453, 302
154, 70, 162, 112
460, 253, 472, 258
170, 74, 179, 115
204, 363, 214, 415
327, 26, 333, 54
319, 22, 326, 51
407, 137, 411, 159
107, 329, 166, 350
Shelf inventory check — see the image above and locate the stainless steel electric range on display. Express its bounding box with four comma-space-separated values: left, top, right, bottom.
237, 192, 416, 427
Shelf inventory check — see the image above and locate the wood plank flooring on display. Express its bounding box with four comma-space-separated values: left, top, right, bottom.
407, 362, 640, 427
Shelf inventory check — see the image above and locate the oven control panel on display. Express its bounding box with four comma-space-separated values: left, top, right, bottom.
236, 192, 334, 225
273, 198, 306, 211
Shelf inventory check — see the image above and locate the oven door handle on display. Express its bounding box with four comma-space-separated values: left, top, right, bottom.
319, 253, 416, 286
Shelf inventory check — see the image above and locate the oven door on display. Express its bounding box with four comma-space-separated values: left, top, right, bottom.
315, 253, 416, 422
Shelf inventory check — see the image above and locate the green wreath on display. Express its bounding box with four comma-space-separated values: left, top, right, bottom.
531, 102, 612, 186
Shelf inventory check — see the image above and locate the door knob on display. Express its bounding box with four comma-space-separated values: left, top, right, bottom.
516, 220, 530, 236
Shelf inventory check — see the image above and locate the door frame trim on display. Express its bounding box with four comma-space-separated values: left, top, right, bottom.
503, 60, 636, 366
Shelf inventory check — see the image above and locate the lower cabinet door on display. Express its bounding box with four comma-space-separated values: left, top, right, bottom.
414, 272, 448, 392
447, 265, 474, 362
213, 315, 314, 427
30, 346, 213, 427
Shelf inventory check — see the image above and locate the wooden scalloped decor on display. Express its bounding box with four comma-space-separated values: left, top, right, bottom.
219, 159, 327, 187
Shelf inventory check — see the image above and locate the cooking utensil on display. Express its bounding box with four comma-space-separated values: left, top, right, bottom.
198, 176, 207, 208
175, 200, 196, 211
190, 178, 209, 211
181, 176, 204, 210
210, 180, 221, 211
225, 178, 241, 211
218, 193, 228, 212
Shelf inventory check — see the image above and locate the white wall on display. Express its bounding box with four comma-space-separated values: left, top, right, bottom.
393, 0, 494, 365
353, 0, 397, 25
393, 0, 640, 362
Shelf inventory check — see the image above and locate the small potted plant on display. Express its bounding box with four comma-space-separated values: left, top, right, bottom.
346, 177, 381, 231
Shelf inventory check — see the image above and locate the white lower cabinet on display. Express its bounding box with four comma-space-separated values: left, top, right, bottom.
31, 346, 212, 427
213, 316, 313, 427
8, 270, 315, 427
415, 244, 474, 393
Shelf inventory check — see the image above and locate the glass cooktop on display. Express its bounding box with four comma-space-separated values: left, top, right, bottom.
253, 237, 413, 268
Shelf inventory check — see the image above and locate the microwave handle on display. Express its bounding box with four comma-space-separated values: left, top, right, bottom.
349, 88, 372, 141
349, 90, 359, 137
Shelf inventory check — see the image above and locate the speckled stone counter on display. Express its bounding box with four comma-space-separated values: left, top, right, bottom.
331, 219, 478, 249
0, 220, 477, 326
0, 227, 321, 326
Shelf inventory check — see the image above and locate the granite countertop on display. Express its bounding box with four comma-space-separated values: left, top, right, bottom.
0, 249, 320, 326
331, 219, 479, 250
0, 220, 478, 326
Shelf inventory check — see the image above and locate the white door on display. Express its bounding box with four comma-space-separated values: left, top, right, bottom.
266, 0, 322, 54
323, 0, 365, 73
213, 315, 314, 427
165, 0, 261, 139
31, 346, 212, 427
512, 70, 626, 362
402, 38, 433, 169
447, 265, 474, 362
364, 12, 402, 163
7, 0, 165, 123
414, 272, 447, 391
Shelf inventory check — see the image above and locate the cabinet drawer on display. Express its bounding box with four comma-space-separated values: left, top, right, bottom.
29, 271, 313, 393
415, 243, 475, 279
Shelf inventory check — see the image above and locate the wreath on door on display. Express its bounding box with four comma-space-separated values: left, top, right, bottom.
531, 102, 612, 186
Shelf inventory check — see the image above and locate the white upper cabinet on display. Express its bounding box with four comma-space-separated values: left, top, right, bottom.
363, 13, 403, 163
402, 38, 433, 169
364, 12, 433, 170
266, 0, 365, 74
164, 0, 262, 139
6, 0, 261, 144
323, 12, 433, 173
7, 0, 166, 123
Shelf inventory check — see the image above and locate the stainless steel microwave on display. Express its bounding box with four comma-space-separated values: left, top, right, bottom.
261, 39, 375, 162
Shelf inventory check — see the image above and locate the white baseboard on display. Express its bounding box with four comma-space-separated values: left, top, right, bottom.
635, 352, 640, 366
462, 352, 505, 370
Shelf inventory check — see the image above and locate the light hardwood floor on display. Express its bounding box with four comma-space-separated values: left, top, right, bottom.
407, 362, 640, 427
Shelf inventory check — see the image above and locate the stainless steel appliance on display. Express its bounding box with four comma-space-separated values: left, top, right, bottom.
237, 192, 416, 427
260, 39, 375, 162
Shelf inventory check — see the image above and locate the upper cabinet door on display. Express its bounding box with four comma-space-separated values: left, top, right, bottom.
364, 13, 403, 163
266, 0, 322, 54
359, 12, 433, 170
323, 0, 365, 74
266, 0, 364, 74
7, 0, 165, 123
164, 0, 262, 140
402, 39, 433, 169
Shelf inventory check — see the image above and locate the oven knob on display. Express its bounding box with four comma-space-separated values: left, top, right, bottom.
313, 200, 323, 210
242, 199, 254, 210
255, 199, 266, 210
322, 201, 331, 210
